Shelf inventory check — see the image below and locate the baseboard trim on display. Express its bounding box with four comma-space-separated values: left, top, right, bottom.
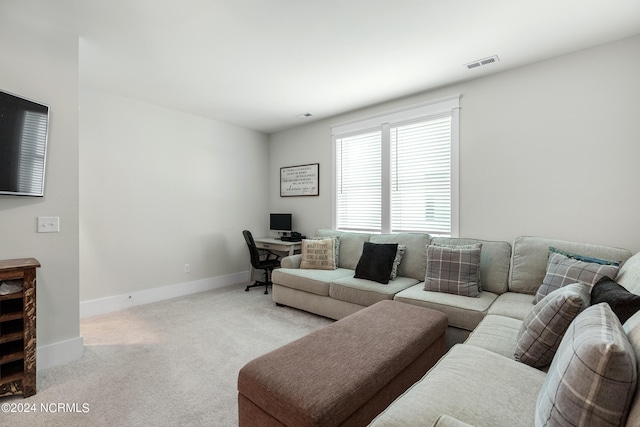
37, 335, 85, 370
80, 271, 249, 319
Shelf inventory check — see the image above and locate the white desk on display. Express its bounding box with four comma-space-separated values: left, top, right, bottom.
254, 237, 302, 256
248, 237, 302, 283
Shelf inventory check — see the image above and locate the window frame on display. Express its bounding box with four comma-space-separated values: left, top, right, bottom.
331, 94, 460, 236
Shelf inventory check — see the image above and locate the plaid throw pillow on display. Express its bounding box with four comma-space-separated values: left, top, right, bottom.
534, 252, 619, 303
536, 303, 637, 426
515, 283, 590, 369
424, 244, 481, 297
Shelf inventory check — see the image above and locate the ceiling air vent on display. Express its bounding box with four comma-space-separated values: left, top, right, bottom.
465, 55, 500, 70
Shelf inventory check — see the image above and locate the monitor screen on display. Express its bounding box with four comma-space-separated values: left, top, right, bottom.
270, 213, 292, 232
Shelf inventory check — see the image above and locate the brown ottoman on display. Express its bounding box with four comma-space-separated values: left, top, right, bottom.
237, 300, 448, 426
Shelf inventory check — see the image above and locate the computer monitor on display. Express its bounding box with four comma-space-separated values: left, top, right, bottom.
270, 213, 292, 232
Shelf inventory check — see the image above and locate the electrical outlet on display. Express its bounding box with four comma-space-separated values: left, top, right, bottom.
37, 216, 60, 233
184, 264, 191, 273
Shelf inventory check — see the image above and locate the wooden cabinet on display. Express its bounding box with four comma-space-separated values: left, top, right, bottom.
0, 258, 39, 398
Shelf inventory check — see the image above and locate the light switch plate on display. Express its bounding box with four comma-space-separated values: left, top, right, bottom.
37, 216, 60, 233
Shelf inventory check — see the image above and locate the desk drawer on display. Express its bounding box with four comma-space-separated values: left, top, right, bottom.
257, 243, 288, 252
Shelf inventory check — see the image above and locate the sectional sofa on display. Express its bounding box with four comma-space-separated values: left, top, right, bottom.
270, 229, 640, 426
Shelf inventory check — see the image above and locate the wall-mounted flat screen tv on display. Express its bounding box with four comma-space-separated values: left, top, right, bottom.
0, 89, 50, 197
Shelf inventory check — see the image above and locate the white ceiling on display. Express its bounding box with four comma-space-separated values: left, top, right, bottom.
4, 0, 640, 134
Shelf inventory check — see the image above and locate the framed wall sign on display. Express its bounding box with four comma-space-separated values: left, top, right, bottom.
280, 163, 319, 197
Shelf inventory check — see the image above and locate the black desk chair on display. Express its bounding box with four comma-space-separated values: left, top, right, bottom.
243, 230, 281, 294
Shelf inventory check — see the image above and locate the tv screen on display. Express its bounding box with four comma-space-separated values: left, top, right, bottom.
270, 213, 292, 232
0, 89, 50, 197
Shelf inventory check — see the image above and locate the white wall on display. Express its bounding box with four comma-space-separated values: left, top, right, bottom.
269, 35, 640, 253
0, 14, 82, 367
269, 123, 333, 236
79, 88, 269, 305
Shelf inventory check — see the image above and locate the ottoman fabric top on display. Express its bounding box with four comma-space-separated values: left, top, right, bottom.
238, 300, 447, 426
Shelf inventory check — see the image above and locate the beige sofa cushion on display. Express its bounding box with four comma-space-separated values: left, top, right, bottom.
508, 236, 632, 295
370, 233, 431, 281
464, 314, 523, 359
394, 283, 498, 331
329, 276, 419, 307
370, 344, 546, 427
271, 268, 353, 296
487, 292, 534, 320
315, 228, 370, 269
431, 237, 511, 294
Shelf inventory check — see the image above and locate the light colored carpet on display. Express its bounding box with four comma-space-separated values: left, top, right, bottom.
1, 284, 333, 426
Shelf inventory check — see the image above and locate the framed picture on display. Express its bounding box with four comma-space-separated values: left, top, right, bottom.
280, 163, 319, 197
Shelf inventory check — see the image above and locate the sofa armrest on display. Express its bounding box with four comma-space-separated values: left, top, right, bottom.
431, 415, 474, 427
281, 254, 302, 269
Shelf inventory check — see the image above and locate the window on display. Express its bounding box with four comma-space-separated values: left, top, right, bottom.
332, 95, 459, 236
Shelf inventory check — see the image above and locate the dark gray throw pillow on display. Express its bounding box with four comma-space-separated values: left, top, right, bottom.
354, 242, 399, 285
591, 277, 640, 324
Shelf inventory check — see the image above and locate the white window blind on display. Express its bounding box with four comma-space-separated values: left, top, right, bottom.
391, 115, 451, 234
332, 95, 459, 236
336, 129, 382, 232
